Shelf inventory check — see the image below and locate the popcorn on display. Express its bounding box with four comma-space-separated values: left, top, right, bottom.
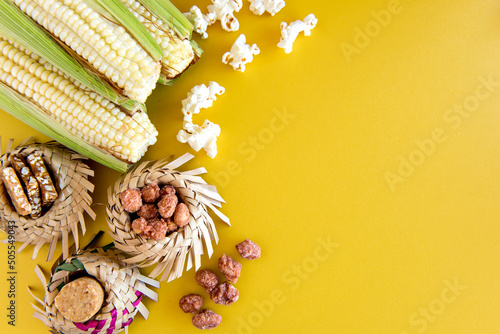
277, 14, 318, 54
182, 82, 225, 119
208, 0, 243, 32
177, 120, 221, 158
222, 34, 260, 72
249, 0, 285, 16
184, 6, 216, 39
177, 82, 224, 158
184, 0, 242, 37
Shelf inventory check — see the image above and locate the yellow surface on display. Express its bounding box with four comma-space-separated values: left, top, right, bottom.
1, 0, 500, 333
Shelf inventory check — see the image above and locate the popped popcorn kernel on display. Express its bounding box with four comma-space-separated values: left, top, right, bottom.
222, 34, 260, 72
208, 0, 243, 32
278, 14, 318, 54
184, 6, 216, 39
182, 82, 225, 118
249, 0, 285, 16
177, 82, 225, 158
177, 120, 221, 158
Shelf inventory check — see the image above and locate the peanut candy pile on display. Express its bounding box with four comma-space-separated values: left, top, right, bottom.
179, 239, 261, 330
119, 181, 190, 241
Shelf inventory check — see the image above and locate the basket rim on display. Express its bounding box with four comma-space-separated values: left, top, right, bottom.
106, 153, 229, 281
0, 138, 95, 261
30, 247, 159, 334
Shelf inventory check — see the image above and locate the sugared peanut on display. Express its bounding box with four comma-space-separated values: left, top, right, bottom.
218, 254, 242, 284
236, 239, 261, 260
165, 218, 179, 234
131, 217, 150, 235
174, 203, 190, 227
158, 194, 178, 218
159, 185, 176, 198
141, 181, 160, 203
195, 270, 219, 293
142, 218, 168, 241
192, 309, 222, 330
120, 188, 142, 213
137, 203, 158, 220
210, 282, 239, 306
179, 294, 203, 314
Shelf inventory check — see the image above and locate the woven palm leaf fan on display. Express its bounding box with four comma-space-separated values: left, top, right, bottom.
29, 242, 159, 334
106, 153, 230, 282
0, 138, 95, 261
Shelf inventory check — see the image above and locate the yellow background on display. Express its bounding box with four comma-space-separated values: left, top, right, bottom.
1, 0, 500, 333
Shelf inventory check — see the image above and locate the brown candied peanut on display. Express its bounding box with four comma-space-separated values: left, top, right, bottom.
210, 282, 239, 306
143, 218, 168, 241
137, 204, 158, 220
195, 270, 219, 293
218, 254, 242, 284
179, 294, 203, 314
158, 194, 178, 218
119, 188, 142, 213
164, 218, 178, 234
141, 181, 160, 203
192, 309, 222, 330
174, 203, 190, 227
236, 239, 261, 260
131, 217, 151, 235
159, 184, 176, 198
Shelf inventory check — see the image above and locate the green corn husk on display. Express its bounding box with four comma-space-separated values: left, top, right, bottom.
138, 0, 194, 40
93, 0, 164, 61
131, 0, 203, 84
191, 40, 204, 59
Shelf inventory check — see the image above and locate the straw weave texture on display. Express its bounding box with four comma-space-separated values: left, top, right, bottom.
30, 247, 159, 334
0, 138, 95, 261
106, 153, 229, 282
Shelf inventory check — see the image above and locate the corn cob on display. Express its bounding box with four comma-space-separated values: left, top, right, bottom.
120, 0, 197, 80
0, 37, 158, 170
0, 0, 145, 113
12, 0, 162, 103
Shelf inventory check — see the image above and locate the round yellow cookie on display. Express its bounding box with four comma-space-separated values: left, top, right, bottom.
54, 276, 104, 323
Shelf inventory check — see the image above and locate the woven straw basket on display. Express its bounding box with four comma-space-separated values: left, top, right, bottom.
30, 245, 159, 334
0, 138, 95, 261
106, 153, 230, 282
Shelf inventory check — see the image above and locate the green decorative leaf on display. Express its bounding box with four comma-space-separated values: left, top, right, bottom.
102, 242, 115, 252
56, 263, 78, 272
84, 231, 105, 250
90, 242, 115, 253
71, 259, 85, 270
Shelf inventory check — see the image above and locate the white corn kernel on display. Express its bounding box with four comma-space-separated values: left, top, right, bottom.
14, 0, 160, 102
